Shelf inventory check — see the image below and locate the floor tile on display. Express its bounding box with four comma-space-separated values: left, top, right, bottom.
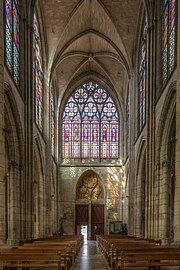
72, 240, 110, 270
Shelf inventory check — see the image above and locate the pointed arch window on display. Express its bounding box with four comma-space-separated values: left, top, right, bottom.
4, 0, 20, 85
138, 17, 148, 132
33, 13, 43, 130
161, 0, 176, 86
62, 82, 119, 159
50, 87, 55, 156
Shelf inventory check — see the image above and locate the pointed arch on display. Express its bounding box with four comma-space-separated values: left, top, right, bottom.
155, 80, 176, 243
61, 81, 119, 160
135, 138, 146, 237
4, 82, 24, 244
76, 170, 104, 201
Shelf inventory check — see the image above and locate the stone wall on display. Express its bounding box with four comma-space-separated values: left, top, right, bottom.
59, 166, 123, 235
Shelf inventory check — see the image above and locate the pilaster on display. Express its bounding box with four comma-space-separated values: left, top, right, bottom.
0, 0, 6, 244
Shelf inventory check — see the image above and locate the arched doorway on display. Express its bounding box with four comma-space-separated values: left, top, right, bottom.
75, 170, 104, 240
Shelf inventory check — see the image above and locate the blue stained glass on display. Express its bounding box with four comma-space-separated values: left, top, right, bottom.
169, 0, 176, 31
6, 25, 13, 72
138, 17, 147, 131
13, 43, 19, 84
91, 121, 99, 158
72, 123, 81, 158
82, 97, 99, 120
5, 0, 12, 28
169, 28, 175, 72
34, 13, 43, 130
13, 0, 19, 48
5, 0, 19, 85
82, 122, 91, 158
162, 0, 176, 86
110, 122, 118, 158
63, 122, 71, 158
74, 88, 88, 104
93, 88, 107, 103
62, 81, 119, 159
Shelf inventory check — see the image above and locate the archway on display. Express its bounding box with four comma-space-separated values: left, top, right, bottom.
4, 84, 24, 245
155, 81, 176, 243
135, 141, 146, 237
75, 170, 104, 240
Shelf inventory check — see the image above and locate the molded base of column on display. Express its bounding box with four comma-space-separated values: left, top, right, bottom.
7, 239, 19, 246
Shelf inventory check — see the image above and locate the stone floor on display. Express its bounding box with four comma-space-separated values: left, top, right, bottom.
72, 240, 110, 270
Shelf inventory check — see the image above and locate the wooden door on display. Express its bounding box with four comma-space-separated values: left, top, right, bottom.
91, 204, 104, 240
75, 204, 88, 234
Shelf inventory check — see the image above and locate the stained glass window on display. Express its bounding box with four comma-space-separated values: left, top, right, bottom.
76, 171, 104, 200
162, 0, 176, 85
4, 0, 20, 85
33, 14, 43, 130
62, 82, 119, 159
51, 87, 55, 156
138, 17, 147, 132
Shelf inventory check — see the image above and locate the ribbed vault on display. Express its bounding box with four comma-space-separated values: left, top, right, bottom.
38, 0, 141, 110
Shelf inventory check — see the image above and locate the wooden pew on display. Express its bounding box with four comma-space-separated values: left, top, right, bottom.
0, 234, 83, 269
0, 253, 67, 269
96, 234, 164, 270
118, 250, 180, 270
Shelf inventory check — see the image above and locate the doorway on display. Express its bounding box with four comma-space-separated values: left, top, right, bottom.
81, 225, 88, 241
75, 170, 104, 240
75, 204, 104, 240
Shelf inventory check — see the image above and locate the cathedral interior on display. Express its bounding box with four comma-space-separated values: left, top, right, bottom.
0, 0, 179, 249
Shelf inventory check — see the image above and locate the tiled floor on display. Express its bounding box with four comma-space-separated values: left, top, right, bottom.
72, 240, 110, 270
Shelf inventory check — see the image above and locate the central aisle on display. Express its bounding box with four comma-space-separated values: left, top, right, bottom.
72, 241, 110, 270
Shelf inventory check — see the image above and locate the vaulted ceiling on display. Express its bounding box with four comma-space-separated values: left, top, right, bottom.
39, 0, 141, 109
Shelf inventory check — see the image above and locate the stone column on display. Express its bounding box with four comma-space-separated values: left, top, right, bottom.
24, 8, 34, 239
0, 0, 6, 243
158, 160, 170, 243
128, 76, 135, 235
174, 1, 180, 243
88, 200, 91, 240
145, 2, 156, 239
7, 163, 20, 245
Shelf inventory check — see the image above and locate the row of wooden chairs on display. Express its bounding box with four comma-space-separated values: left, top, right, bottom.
96, 234, 180, 270
0, 234, 84, 269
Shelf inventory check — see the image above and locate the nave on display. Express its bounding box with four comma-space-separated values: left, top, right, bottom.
1, 0, 180, 248
72, 241, 109, 270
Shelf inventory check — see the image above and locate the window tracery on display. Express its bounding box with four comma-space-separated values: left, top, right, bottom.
62, 82, 119, 159
162, 0, 176, 85
4, 0, 19, 85
33, 14, 43, 130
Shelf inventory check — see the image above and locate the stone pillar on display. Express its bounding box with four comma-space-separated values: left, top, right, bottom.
128, 76, 135, 235
7, 163, 20, 245
145, 2, 156, 239
0, 0, 6, 244
24, 9, 34, 239
88, 201, 91, 240
158, 161, 170, 243
174, 1, 180, 243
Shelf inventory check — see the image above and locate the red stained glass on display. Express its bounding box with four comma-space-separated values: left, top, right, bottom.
62, 82, 119, 159
5, 0, 19, 85
138, 17, 147, 131
34, 14, 43, 130
162, 0, 176, 86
